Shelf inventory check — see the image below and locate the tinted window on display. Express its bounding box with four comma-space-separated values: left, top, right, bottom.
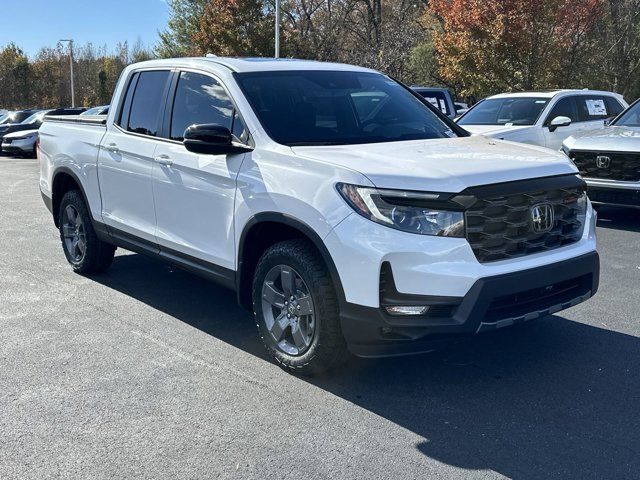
117, 72, 138, 129
127, 70, 170, 136
612, 101, 640, 127
575, 96, 610, 122
170, 72, 239, 141
415, 90, 451, 116
546, 97, 577, 124
458, 98, 549, 126
604, 96, 625, 117
12, 111, 34, 123
22, 111, 49, 124
236, 70, 456, 146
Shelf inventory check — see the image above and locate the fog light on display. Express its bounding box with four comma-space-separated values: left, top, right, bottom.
384, 305, 429, 316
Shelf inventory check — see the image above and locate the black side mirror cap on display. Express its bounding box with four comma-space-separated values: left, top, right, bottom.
183, 124, 253, 155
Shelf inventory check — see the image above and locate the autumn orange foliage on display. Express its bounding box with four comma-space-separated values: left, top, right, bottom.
430, 0, 604, 97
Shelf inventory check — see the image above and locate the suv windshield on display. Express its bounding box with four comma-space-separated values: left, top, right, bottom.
458, 97, 549, 126
235, 70, 457, 146
612, 101, 640, 128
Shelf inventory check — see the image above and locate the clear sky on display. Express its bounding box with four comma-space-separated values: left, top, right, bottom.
0, 0, 171, 57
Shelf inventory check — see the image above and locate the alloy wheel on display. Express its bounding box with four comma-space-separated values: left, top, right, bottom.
61, 204, 86, 264
261, 264, 316, 356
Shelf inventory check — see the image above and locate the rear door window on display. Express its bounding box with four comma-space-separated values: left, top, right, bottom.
576, 96, 611, 122
125, 70, 171, 136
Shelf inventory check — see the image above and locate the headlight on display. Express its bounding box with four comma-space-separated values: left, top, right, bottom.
15, 133, 36, 141
337, 183, 465, 237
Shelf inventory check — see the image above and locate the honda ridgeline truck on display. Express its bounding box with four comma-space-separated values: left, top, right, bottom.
39, 58, 599, 374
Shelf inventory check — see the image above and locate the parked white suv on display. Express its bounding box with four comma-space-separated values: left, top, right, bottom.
457, 90, 627, 150
39, 58, 599, 374
562, 99, 640, 207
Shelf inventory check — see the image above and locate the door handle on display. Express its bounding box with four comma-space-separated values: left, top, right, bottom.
154, 154, 173, 166
104, 143, 119, 153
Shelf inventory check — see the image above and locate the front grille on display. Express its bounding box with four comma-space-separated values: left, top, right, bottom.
571, 151, 640, 182
464, 183, 585, 263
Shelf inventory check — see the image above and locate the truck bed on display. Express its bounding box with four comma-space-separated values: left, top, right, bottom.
43, 114, 107, 126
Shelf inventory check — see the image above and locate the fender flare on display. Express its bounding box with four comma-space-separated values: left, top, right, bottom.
236, 212, 346, 307
50, 167, 108, 239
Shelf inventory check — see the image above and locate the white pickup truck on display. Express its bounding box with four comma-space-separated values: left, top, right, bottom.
39, 57, 599, 375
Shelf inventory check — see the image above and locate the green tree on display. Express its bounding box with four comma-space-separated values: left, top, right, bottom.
0, 44, 32, 108
156, 0, 208, 57
192, 0, 273, 56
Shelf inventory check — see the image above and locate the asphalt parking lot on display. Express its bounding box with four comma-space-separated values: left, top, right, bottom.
1, 157, 639, 479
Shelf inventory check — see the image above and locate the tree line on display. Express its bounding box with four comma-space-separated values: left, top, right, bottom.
1, 0, 639, 110
0, 41, 153, 110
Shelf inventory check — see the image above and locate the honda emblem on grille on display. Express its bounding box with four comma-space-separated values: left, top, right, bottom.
530, 203, 555, 233
596, 155, 611, 169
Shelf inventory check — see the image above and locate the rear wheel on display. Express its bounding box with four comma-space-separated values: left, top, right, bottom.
58, 190, 115, 274
252, 239, 349, 375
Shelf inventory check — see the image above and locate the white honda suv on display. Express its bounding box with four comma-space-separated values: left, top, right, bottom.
457, 90, 627, 150
39, 58, 599, 375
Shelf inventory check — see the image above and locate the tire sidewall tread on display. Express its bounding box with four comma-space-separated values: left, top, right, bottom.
252, 239, 349, 376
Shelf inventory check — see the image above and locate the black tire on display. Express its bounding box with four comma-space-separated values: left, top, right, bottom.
58, 190, 116, 274
252, 239, 349, 375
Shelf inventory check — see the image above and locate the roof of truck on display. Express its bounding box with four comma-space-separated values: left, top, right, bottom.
129, 56, 379, 74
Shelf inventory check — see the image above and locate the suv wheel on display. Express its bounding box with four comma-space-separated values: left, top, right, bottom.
58, 190, 116, 274
252, 239, 349, 375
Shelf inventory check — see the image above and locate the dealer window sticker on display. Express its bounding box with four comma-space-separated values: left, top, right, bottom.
585, 99, 607, 116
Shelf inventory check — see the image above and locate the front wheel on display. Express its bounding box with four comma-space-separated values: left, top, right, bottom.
252, 239, 349, 375
58, 190, 116, 274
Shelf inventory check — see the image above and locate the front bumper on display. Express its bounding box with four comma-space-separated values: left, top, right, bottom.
2, 137, 35, 155
342, 251, 599, 357
586, 179, 640, 207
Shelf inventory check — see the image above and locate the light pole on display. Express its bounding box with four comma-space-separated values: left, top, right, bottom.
275, 0, 280, 58
60, 39, 75, 107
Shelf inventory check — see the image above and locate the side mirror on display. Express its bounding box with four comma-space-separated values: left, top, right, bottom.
548, 116, 571, 132
604, 117, 614, 126
183, 124, 252, 155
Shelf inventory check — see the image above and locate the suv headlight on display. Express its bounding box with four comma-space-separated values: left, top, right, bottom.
16, 132, 36, 140
337, 183, 465, 237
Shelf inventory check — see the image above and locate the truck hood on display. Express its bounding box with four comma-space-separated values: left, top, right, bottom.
458, 124, 532, 138
563, 126, 640, 152
292, 136, 577, 192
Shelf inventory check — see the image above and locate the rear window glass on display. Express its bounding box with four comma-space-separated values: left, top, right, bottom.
415, 90, 451, 116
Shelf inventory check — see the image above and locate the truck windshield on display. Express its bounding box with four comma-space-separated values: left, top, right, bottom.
458, 97, 549, 126
235, 70, 457, 146
612, 102, 640, 128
